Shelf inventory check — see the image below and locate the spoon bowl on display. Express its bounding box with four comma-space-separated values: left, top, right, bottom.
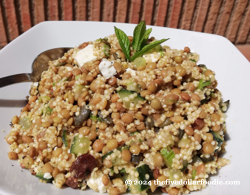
0, 47, 72, 88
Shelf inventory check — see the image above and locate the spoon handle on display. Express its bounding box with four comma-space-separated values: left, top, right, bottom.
0, 73, 32, 88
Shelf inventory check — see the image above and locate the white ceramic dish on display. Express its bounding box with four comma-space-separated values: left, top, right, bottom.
0, 21, 249, 195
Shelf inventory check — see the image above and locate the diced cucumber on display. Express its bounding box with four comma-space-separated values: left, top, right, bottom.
127, 79, 141, 93
102, 147, 128, 165
19, 116, 31, 130
74, 85, 84, 100
70, 134, 91, 156
169, 169, 181, 181
117, 89, 145, 108
75, 75, 81, 80
35, 172, 53, 183
38, 96, 51, 103
133, 57, 146, 70
160, 147, 175, 168
62, 129, 68, 147
129, 164, 151, 194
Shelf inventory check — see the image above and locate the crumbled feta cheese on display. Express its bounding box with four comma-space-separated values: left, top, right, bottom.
44, 172, 52, 179
33, 82, 39, 87
143, 53, 161, 63
88, 176, 107, 193
99, 59, 117, 79
126, 68, 136, 77
68, 149, 70, 153
74, 44, 97, 67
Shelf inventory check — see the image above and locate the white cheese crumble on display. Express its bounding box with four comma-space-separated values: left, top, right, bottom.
44, 172, 52, 179
33, 82, 39, 87
126, 68, 136, 77
143, 53, 161, 63
74, 44, 97, 67
99, 59, 117, 79
88, 176, 107, 193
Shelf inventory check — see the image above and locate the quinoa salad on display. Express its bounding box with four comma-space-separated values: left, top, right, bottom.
5, 22, 230, 195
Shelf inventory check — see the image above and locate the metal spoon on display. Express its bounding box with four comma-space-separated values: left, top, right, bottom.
0, 47, 72, 88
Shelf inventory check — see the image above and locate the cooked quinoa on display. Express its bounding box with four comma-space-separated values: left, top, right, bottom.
5, 31, 230, 195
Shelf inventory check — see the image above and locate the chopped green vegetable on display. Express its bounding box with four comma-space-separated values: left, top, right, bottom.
191, 169, 196, 180
75, 75, 81, 80
36, 172, 53, 183
197, 79, 211, 90
130, 131, 139, 136
102, 151, 114, 161
120, 168, 126, 173
39, 96, 51, 103
52, 82, 55, 86
104, 44, 110, 57
190, 59, 196, 62
160, 147, 175, 168
169, 169, 182, 181
117, 89, 145, 108
19, 116, 31, 130
62, 129, 68, 147
181, 160, 188, 172
126, 78, 141, 93
139, 139, 143, 142
45, 106, 53, 115
210, 130, 223, 148
133, 57, 146, 70
129, 164, 151, 193
70, 134, 91, 156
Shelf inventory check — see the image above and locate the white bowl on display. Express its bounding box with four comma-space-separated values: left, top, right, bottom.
0, 21, 249, 195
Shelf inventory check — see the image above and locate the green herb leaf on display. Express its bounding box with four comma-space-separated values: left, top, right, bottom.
45, 106, 53, 115
132, 21, 146, 52
160, 147, 175, 168
139, 139, 143, 142
104, 44, 110, 57
131, 39, 169, 61
120, 168, 126, 173
197, 79, 211, 90
192, 169, 196, 180
138, 28, 152, 50
190, 59, 196, 62
114, 27, 131, 60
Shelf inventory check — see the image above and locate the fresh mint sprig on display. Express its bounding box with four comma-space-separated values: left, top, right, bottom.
114, 21, 169, 61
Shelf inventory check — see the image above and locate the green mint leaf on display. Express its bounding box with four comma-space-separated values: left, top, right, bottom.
132, 21, 146, 52
130, 39, 169, 61
138, 28, 152, 50
190, 59, 196, 62
114, 27, 131, 60
197, 79, 211, 90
